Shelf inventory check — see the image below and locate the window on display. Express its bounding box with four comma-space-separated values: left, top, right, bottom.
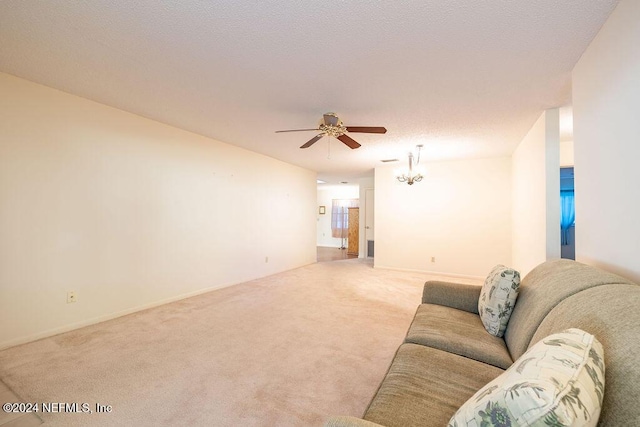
331, 199, 358, 238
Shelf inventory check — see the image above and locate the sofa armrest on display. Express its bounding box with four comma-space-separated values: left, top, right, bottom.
324, 416, 386, 427
422, 280, 482, 314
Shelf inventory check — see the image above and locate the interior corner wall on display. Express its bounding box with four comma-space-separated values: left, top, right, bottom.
316, 185, 359, 248
0, 72, 317, 349
374, 157, 512, 278
358, 176, 374, 258
544, 109, 561, 261
511, 109, 561, 277
559, 141, 575, 167
572, 0, 640, 282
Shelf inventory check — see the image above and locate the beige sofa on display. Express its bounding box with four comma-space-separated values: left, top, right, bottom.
326, 259, 640, 426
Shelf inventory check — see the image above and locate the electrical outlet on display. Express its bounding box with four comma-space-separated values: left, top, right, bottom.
67, 291, 77, 303
265, 256, 269, 263
431, 256, 436, 263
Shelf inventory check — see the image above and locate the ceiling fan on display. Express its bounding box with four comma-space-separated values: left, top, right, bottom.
276, 112, 387, 149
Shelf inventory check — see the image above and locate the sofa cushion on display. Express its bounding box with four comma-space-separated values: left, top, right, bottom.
325, 416, 385, 427
478, 265, 521, 337
405, 304, 513, 369
449, 328, 605, 427
422, 280, 482, 314
504, 259, 635, 360
529, 284, 640, 426
364, 344, 504, 427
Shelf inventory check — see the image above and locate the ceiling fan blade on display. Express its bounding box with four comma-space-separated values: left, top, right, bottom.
275, 128, 320, 133
300, 134, 324, 149
345, 126, 387, 134
337, 134, 361, 149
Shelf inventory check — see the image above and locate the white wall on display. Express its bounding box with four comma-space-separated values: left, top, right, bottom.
358, 176, 375, 258
374, 157, 512, 278
559, 106, 574, 167
511, 109, 561, 276
560, 141, 574, 167
572, 0, 640, 282
0, 73, 317, 349
316, 185, 360, 247
544, 110, 561, 265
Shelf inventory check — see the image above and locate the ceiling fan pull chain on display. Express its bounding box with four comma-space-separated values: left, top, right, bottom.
327, 137, 331, 159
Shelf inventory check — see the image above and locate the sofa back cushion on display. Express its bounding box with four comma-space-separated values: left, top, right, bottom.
478, 265, 521, 337
529, 285, 640, 426
504, 259, 634, 360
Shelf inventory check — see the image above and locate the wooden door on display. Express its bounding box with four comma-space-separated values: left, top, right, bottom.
347, 207, 359, 255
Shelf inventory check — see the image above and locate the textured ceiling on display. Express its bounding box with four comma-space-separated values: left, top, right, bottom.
0, 0, 618, 184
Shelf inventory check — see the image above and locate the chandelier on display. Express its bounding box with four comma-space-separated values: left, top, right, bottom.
396, 145, 424, 185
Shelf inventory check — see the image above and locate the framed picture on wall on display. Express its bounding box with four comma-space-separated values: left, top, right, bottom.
319, 206, 326, 215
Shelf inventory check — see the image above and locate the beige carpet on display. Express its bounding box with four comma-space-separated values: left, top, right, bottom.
0, 259, 480, 427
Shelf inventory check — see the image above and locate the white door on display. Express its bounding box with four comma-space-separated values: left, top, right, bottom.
365, 188, 374, 257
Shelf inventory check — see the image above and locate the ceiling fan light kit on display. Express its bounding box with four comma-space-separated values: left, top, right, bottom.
276, 112, 387, 150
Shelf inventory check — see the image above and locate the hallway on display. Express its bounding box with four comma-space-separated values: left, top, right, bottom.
316, 246, 358, 262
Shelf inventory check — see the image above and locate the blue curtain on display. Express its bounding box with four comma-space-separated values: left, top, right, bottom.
560, 190, 575, 245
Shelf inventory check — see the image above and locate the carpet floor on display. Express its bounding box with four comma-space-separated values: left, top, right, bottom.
0, 259, 480, 427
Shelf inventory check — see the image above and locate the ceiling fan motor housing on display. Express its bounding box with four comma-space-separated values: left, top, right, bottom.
320, 113, 346, 137
322, 112, 340, 126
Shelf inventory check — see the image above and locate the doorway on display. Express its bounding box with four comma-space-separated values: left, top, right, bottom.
560, 167, 575, 260
316, 185, 360, 262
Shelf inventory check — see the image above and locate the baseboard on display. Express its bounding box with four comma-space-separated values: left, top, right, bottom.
373, 264, 484, 281
0, 259, 322, 352
0, 280, 240, 351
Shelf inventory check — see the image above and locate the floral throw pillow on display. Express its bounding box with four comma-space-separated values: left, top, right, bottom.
478, 265, 521, 337
449, 328, 605, 427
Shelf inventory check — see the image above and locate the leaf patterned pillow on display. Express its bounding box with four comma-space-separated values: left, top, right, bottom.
478, 265, 521, 337
449, 328, 605, 427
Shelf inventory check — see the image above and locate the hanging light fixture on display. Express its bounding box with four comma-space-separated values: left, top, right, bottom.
396, 145, 424, 185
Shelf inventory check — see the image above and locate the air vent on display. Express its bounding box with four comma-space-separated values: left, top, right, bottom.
381, 159, 399, 163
